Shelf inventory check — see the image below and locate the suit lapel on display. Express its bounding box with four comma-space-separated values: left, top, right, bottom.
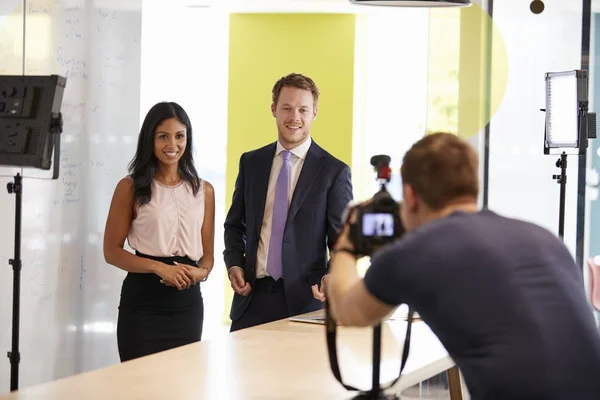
253, 143, 276, 236
287, 141, 326, 225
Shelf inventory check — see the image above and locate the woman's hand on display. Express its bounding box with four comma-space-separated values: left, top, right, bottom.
159, 263, 209, 288
182, 264, 209, 285
156, 263, 193, 290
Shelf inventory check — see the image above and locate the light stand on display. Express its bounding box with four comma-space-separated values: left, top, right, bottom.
1, 75, 66, 391
6, 112, 62, 391
552, 153, 567, 239
7, 173, 22, 392
542, 70, 597, 242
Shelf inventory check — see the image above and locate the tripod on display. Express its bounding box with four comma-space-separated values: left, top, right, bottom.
552, 152, 567, 240
326, 300, 414, 400
351, 324, 399, 400
4, 113, 63, 391
0, 74, 65, 391
6, 173, 23, 392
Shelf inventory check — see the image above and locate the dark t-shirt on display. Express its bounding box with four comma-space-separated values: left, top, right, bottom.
364, 210, 600, 400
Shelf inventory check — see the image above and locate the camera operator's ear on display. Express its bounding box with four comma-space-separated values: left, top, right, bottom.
403, 184, 418, 211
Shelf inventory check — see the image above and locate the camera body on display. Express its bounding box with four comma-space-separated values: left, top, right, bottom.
346, 155, 404, 257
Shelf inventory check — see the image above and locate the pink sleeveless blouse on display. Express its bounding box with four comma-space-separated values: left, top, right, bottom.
127, 178, 205, 262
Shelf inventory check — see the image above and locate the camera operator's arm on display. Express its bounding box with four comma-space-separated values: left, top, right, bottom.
327, 221, 394, 327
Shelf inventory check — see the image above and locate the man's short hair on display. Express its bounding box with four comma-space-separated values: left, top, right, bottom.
271, 73, 320, 107
400, 132, 479, 210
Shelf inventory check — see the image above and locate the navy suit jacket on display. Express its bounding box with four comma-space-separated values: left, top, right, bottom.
223, 140, 353, 321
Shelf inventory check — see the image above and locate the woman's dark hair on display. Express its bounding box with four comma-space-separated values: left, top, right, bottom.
128, 102, 200, 206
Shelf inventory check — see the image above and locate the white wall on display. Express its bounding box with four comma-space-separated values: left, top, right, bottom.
139, 0, 230, 339
488, 0, 584, 257
1, 0, 144, 392
352, 8, 430, 203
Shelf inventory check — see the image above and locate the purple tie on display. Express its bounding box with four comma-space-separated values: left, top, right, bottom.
267, 150, 291, 281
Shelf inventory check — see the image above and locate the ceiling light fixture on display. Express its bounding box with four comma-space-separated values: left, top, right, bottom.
349, 0, 471, 7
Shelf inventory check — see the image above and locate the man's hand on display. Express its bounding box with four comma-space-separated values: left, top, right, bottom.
229, 267, 251, 296
311, 275, 328, 302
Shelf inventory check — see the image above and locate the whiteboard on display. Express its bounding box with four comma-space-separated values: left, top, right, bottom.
0, 0, 142, 392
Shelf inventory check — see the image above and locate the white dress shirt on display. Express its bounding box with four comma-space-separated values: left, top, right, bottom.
255, 137, 312, 278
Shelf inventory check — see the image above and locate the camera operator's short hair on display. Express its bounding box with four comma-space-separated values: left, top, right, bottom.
400, 132, 479, 210
272, 73, 320, 107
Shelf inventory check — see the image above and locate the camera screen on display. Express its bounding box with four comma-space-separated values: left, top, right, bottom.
362, 213, 394, 237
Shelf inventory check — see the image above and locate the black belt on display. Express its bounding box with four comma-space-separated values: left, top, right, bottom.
135, 251, 197, 267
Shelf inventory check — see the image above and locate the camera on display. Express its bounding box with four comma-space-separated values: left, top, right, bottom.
345, 155, 404, 257
326, 155, 412, 399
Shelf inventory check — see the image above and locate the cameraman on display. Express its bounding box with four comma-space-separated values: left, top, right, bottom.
327, 132, 600, 399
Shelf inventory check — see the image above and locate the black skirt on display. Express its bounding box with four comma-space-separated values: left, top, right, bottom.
116, 252, 204, 362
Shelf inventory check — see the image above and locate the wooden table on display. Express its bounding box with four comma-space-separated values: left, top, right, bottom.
0, 312, 462, 399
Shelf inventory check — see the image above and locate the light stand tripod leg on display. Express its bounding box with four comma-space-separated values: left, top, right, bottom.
7, 173, 23, 391
553, 152, 568, 240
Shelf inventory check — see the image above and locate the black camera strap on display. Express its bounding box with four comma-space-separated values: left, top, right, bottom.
325, 301, 415, 392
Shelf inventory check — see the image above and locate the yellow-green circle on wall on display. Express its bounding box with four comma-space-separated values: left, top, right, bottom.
428, 3, 509, 139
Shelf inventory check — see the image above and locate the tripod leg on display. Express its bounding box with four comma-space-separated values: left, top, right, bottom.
7, 173, 23, 391
558, 153, 567, 239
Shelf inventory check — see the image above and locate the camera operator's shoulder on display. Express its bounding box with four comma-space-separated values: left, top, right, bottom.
397, 219, 451, 249
490, 210, 565, 246
373, 229, 425, 264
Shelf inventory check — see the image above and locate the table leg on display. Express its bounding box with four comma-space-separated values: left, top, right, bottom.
447, 366, 464, 400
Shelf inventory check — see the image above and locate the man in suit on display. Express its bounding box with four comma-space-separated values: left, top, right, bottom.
224, 73, 353, 332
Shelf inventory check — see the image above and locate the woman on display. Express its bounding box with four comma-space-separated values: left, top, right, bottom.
103, 102, 215, 362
